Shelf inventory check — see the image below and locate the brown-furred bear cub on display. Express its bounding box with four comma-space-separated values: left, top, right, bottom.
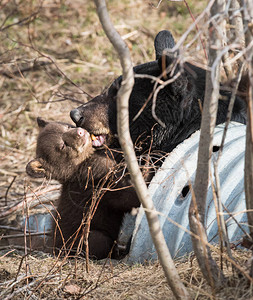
26, 118, 140, 259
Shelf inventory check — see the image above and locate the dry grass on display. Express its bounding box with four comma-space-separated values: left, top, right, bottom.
0, 0, 252, 299
0, 249, 252, 299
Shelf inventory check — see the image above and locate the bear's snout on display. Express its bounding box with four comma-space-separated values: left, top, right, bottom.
70, 108, 83, 126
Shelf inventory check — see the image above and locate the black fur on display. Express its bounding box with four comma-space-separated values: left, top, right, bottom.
70, 30, 246, 154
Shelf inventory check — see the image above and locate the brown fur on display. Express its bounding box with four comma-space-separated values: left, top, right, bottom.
26, 118, 141, 259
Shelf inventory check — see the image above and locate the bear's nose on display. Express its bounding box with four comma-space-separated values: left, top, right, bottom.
70, 109, 82, 125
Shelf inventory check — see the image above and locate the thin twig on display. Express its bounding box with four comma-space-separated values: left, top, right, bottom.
0, 185, 60, 218
183, 0, 208, 60
4, 175, 16, 205
1, 232, 51, 239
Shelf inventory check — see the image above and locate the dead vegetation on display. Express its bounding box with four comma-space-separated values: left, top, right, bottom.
0, 249, 252, 300
0, 0, 252, 299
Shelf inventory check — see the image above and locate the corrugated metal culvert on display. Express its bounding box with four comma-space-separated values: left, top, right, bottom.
124, 122, 247, 263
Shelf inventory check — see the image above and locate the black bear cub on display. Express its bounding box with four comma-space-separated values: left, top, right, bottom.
26, 118, 140, 259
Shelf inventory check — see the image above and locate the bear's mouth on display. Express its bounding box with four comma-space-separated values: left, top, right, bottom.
90, 133, 107, 148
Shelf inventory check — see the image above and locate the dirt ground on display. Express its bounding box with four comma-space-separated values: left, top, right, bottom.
0, 0, 252, 299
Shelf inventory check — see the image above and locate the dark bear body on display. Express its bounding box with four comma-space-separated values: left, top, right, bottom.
26, 118, 140, 259
70, 30, 246, 154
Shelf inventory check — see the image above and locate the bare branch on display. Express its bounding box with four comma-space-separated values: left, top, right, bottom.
0, 185, 60, 219
242, 0, 253, 241
189, 0, 227, 289
212, 62, 245, 261
94, 1, 191, 299
229, 0, 245, 57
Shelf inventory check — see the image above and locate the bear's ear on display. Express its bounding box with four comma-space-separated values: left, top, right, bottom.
154, 30, 175, 60
26, 159, 46, 178
37, 117, 49, 129
154, 30, 180, 79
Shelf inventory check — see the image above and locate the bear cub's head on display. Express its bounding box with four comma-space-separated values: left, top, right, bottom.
26, 117, 95, 182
